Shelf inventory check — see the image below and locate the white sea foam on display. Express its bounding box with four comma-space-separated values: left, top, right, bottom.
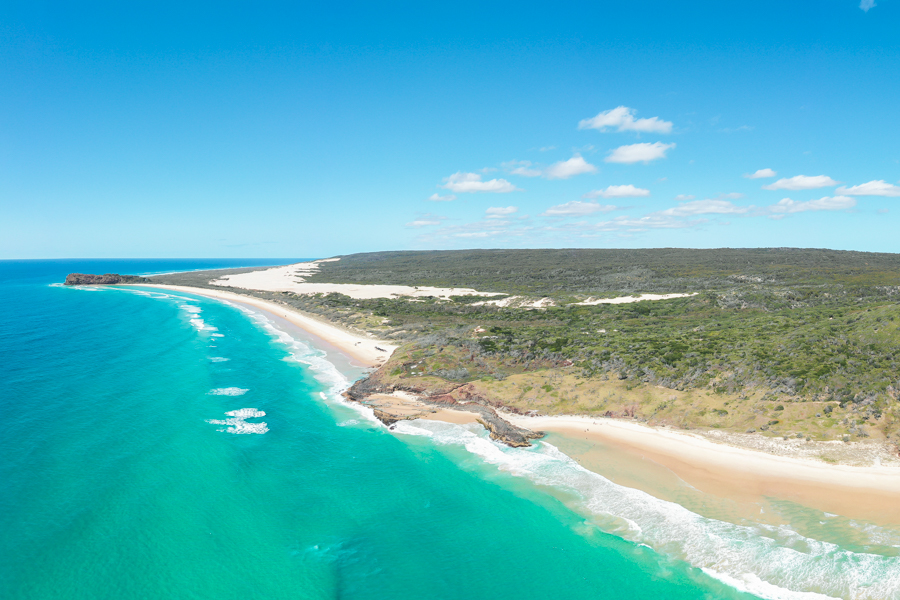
225, 302, 381, 425
390, 419, 900, 600
209, 357, 230, 362
64, 285, 104, 291
207, 408, 268, 434
211, 333, 224, 337
208, 387, 248, 396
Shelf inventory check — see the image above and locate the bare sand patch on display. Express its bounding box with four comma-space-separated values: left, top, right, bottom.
364, 392, 480, 425
576, 292, 698, 305
209, 260, 503, 301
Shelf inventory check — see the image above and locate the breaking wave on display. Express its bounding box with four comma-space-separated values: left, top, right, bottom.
390, 419, 900, 600
227, 303, 381, 425
206, 408, 268, 434
208, 387, 248, 396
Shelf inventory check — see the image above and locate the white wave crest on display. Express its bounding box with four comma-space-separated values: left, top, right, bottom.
209, 357, 230, 362
207, 408, 268, 434
208, 387, 248, 396
223, 303, 380, 424
391, 419, 900, 600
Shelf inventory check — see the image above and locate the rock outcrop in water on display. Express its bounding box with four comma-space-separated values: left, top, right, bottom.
345, 370, 543, 448
64, 273, 152, 285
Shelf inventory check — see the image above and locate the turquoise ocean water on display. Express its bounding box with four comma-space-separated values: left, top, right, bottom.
2, 260, 898, 600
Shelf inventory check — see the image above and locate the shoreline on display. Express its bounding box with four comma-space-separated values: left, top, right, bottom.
131, 284, 396, 368
509, 414, 900, 525
129, 281, 900, 524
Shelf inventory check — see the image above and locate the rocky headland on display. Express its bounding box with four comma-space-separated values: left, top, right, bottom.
65, 273, 152, 285
344, 369, 544, 447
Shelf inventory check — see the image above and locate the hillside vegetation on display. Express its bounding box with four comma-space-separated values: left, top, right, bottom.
152, 248, 900, 447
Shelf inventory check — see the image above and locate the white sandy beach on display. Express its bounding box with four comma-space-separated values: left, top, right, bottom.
139, 284, 396, 368
508, 414, 900, 522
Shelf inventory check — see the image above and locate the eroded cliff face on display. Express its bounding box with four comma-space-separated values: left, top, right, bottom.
345, 367, 543, 448
64, 273, 152, 285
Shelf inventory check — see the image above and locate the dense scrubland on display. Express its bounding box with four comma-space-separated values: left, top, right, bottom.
153, 248, 900, 445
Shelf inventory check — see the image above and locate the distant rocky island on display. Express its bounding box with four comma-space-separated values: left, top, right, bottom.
65, 273, 152, 285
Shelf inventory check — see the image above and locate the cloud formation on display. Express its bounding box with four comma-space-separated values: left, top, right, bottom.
762, 175, 839, 191
405, 212, 447, 227
542, 201, 618, 217
502, 160, 542, 177
543, 154, 598, 179
768, 196, 856, 214
860, 0, 876, 12
836, 180, 900, 197
427, 193, 456, 202
605, 142, 675, 164
455, 231, 498, 238
486, 206, 518, 218
584, 184, 650, 199
596, 215, 700, 230
442, 172, 520, 193
578, 106, 673, 134
657, 199, 749, 217
744, 168, 777, 179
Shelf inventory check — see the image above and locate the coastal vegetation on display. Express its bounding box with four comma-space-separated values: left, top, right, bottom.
139, 248, 900, 446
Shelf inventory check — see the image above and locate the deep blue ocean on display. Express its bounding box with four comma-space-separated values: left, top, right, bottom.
2, 260, 897, 600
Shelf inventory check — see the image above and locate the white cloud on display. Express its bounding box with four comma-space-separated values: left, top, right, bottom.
542, 201, 618, 217
543, 154, 598, 179
744, 168, 777, 179
427, 193, 456, 202
762, 175, 839, 191
405, 213, 447, 227
674, 194, 695, 201
486, 206, 518, 219
596, 215, 700, 230
578, 106, 673, 134
860, 0, 876, 12
767, 196, 856, 214
605, 142, 675, 164
657, 199, 749, 217
836, 180, 900, 197
502, 160, 542, 177
584, 184, 650, 199
441, 172, 520, 193
455, 231, 498, 238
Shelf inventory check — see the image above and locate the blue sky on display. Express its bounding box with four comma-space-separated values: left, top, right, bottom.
1, 0, 898, 258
